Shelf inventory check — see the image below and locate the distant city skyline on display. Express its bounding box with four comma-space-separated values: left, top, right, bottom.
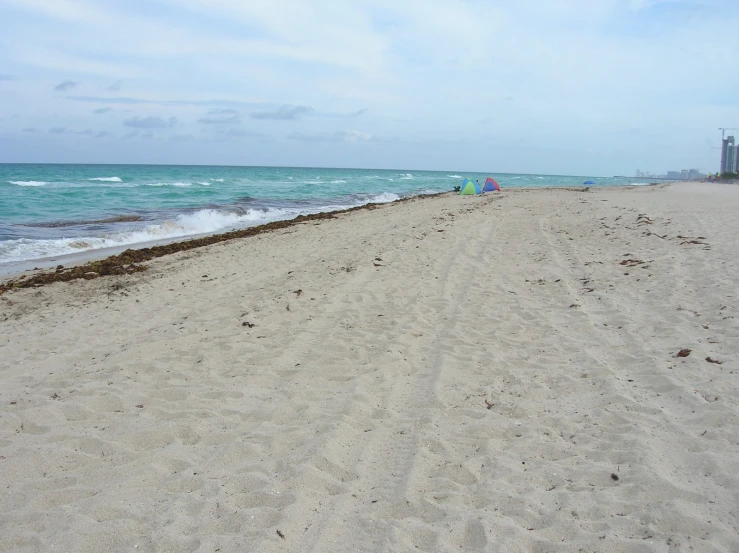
635, 168, 706, 180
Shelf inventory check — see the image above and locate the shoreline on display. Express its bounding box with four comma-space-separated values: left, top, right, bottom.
0, 192, 448, 293
0, 179, 670, 280
1, 186, 598, 293
1, 183, 652, 288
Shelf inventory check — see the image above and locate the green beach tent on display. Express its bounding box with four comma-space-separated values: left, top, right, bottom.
459, 177, 481, 195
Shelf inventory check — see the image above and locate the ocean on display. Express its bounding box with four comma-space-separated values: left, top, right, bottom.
0, 164, 648, 269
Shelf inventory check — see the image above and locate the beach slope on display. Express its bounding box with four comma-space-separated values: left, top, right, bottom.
1, 183, 737, 552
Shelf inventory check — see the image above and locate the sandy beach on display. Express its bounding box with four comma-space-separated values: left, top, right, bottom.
1, 183, 737, 552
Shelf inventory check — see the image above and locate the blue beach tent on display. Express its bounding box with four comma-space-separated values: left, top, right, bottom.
459, 177, 481, 195
482, 176, 500, 192
583, 180, 596, 185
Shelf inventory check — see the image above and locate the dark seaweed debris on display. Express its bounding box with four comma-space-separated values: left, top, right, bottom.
0, 193, 444, 296
0, 259, 147, 296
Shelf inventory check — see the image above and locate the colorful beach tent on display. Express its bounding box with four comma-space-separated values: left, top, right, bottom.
482, 176, 500, 192
459, 177, 481, 195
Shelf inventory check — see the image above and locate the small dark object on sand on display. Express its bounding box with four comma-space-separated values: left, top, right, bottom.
276, 530, 285, 539
620, 259, 644, 267
242, 321, 255, 328
611, 473, 619, 481
676, 349, 692, 358
705, 357, 723, 364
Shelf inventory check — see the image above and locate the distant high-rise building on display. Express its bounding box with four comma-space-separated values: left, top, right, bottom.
734, 146, 739, 173
721, 136, 736, 174
727, 144, 737, 175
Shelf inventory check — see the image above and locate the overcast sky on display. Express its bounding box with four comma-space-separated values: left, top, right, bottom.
1, 0, 737, 175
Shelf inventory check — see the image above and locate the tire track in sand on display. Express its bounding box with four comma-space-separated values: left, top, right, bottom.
297, 200, 502, 553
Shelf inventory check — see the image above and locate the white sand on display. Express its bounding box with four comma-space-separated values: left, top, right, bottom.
1, 183, 737, 552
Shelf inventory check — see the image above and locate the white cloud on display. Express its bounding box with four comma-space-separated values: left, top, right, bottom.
287, 129, 372, 143
3, 0, 109, 23
344, 130, 372, 142
251, 105, 314, 121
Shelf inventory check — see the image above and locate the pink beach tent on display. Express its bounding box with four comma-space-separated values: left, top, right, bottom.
482, 176, 500, 192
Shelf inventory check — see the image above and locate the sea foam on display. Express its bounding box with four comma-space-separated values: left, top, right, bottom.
0, 207, 299, 263
9, 180, 48, 186
88, 177, 122, 182
144, 182, 192, 187
368, 192, 400, 203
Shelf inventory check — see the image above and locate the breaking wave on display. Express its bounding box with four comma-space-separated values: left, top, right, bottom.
9, 180, 48, 186
368, 192, 400, 203
88, 177, 122, 182
0, 207, 297, 263
144, 181, 192, 187
0, 191, 409, 263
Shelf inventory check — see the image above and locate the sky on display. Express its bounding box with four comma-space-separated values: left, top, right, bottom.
1, 0, 738, 175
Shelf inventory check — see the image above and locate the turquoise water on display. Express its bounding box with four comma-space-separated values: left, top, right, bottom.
0, 164, 649, 264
